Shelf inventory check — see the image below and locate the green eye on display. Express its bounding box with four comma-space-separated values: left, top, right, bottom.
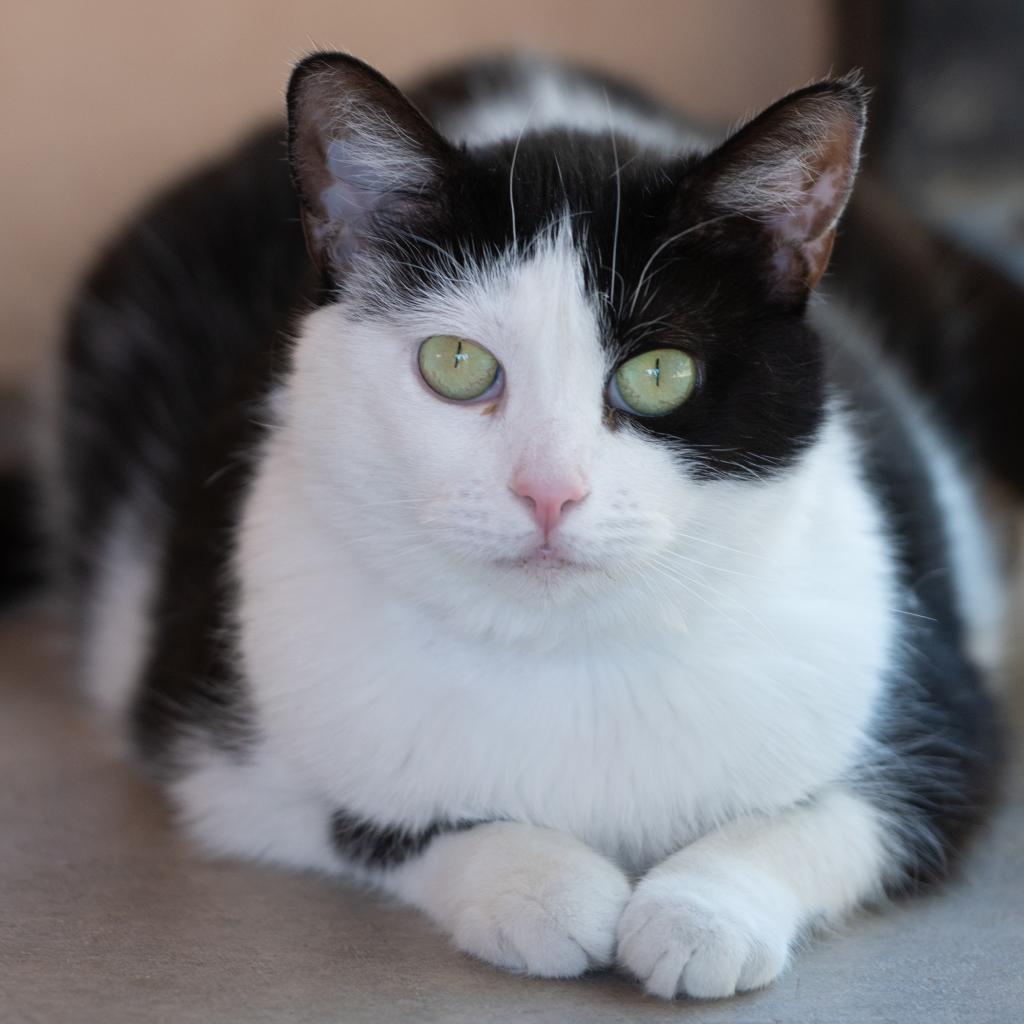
418, 335, 502, 402
611, 348, 697, 417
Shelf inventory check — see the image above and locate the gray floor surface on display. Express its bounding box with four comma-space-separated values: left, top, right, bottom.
2, 608, 1022, 1024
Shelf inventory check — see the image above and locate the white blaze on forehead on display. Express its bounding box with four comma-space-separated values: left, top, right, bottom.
501, 233, 606, 482
497, 227, 607, 397
395, 221, 610, 429
415, 224, 611, 485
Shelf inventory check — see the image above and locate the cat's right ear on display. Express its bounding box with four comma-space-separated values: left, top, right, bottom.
287, 53, 458, 273
686, 74, 868, 302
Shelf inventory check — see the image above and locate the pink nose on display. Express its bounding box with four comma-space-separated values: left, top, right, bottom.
511, 473, 589, 538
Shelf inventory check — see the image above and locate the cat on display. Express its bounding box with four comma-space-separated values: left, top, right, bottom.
41, 52, 1005, 1000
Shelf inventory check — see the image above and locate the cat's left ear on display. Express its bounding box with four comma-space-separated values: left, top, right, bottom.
287, 52, 459, 273
691, 73, 868, 299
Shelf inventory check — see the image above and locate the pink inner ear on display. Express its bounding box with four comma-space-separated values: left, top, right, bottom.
770, 165, 846, 246
767, 164, 846, 290
763, 130, 858, 291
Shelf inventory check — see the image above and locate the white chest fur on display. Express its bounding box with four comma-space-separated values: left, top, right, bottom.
236, 415, 895, 873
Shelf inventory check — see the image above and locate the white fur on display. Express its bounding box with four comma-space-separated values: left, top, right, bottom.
231, 398, 892, 868
433, 57, 708, 154
812, 301, 1008, 673
618, 787, 888, 997
171, 741, 341, 874
80, 506, 160, 719
900, 405, 1006, 670
159, 226, 903, 995
385, 822, 631, 976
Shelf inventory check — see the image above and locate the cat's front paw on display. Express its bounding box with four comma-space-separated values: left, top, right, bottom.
617, 868, 797, 999
444, 827, 631, 978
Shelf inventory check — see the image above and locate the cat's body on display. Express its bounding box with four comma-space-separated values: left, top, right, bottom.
46, 55, 1004, 998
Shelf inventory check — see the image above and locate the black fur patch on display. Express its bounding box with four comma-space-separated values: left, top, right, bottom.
832, 334, 1003, 888
330, 812, 475, 869
865, 619, 1002, 893
59, 125, 320, 771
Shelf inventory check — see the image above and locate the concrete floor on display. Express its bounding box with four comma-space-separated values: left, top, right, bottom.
2, 607, 1022, 1024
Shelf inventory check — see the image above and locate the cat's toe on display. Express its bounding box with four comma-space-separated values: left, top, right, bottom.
617, 872, 793, 999
451, 855, 631, 978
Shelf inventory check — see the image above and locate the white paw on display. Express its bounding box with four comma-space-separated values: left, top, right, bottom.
617, 868, 797, 999
419, 824, 632, 978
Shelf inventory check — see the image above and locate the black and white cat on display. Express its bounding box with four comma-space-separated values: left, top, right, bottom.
45, 53, 1005, 999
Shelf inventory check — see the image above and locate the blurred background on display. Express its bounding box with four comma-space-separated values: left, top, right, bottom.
1, 0, 1021, 391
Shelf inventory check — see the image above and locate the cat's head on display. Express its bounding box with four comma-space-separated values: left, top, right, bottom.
282, 53, 867, 640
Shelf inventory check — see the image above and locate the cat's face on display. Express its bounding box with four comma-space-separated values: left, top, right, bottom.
284, 55, 865, 636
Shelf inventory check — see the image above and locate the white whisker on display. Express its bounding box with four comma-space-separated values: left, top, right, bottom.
628, 215, 731, 319
508, 99, 539, 252
604, 89, 622, 311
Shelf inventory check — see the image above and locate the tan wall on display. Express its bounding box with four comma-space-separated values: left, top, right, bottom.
1, 1, 834, 384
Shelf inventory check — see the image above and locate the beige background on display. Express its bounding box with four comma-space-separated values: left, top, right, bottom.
1, 1, 834, 385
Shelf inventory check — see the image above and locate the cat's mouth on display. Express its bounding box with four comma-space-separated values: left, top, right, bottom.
495, 545, 590, 573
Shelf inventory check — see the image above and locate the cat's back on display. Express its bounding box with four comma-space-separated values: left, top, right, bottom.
52, 127, 311, 587
409, 54, 709, 153
47, 125, 315, 715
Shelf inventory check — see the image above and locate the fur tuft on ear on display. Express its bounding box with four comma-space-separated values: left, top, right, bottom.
287, 52, 457, 273
695, 73, 868, 297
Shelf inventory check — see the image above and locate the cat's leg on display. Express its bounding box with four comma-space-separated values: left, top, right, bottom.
617, 786, 891, 999
170, 747, 630, 975
169, 748, 343, 874
380, 822, 632, 978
